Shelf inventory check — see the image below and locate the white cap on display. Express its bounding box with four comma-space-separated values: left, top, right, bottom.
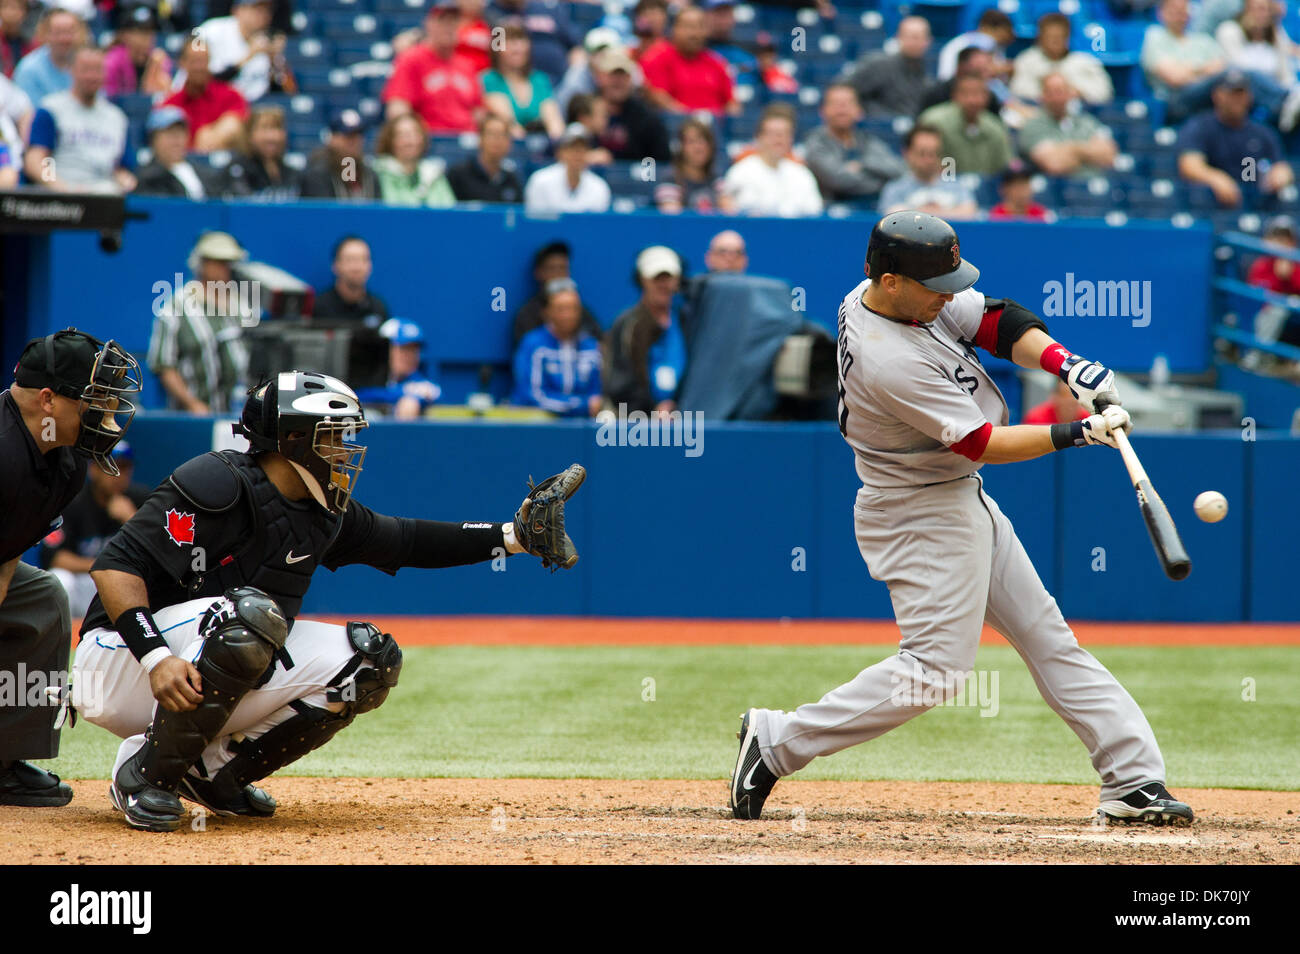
636, 245, 681, 279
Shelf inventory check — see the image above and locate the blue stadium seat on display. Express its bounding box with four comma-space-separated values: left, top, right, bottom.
373, 0, 427, 11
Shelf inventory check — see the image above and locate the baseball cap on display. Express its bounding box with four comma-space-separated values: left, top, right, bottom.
1216, 69, 1250, 92
593, 46, 638, 75
1265, 214, 1297, 239
192, 230, 247, 262
702, 0, 735, 8
15, 329, 111, 400
584, 26, 622, 53
556, 122, 590, 148
427, 0, 459, 16
636, 245, 681, 280
234, 0, 272, 6
111, 440, 135, 462
380, 317, 425, 346
329, 108, 366, 135
146, 105, 188, 135
117, 4, 160, 30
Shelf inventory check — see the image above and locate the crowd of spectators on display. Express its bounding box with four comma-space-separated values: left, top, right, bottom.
5, 0, 1295, 219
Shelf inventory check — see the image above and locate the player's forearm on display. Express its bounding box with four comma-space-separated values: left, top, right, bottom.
0, 556, 18, 605
1008, 326, 1057, 369
91, 568, 151, 626
978, 424, 1056, 463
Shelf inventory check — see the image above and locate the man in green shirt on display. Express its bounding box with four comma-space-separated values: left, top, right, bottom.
916, 74, 1013, 177
1019, 73, 1118, 178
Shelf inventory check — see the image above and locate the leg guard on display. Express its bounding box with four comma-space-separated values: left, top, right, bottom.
136, 587, 288, 791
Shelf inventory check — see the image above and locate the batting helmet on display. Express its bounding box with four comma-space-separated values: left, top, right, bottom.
234, 371, 368, 514
865, 211, 980, 293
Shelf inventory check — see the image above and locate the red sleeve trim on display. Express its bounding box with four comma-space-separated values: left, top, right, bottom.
950, 421, 993, 461
975, 306, 1002, 355
1039, 343, 1071, 376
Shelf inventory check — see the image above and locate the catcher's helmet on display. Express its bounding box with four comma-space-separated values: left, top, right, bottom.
234, 371, 368, 514
865, 211, 980, 293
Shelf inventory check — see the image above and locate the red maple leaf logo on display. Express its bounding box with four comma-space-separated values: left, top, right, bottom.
164, 509, 195, 547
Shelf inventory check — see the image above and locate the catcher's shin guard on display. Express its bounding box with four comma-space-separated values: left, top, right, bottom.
203, 623, 402, 791
136, 587, 289, 791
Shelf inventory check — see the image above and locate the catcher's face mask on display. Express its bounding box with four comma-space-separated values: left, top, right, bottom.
56, 337, 140, 477
311, 416, 368, 514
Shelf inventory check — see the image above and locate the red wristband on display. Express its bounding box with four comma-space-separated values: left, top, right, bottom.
1039, 343, 1071, 376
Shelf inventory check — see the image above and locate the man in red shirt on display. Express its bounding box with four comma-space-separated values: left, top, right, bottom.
162, 38, 249, 152
1022, 379, 1089, 424
640, 5, 736, 116
382, 0, 482, 134
1244, 216, 1300, 356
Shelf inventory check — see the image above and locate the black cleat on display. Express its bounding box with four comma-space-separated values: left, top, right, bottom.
1098, 782, 1194, 827
0, 760, 73, 807
729, 708, 778, 820
177, 775, 277, 817
110, 755, 183, 832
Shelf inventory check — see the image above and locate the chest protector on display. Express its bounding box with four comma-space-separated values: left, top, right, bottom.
172, 451, 341, 621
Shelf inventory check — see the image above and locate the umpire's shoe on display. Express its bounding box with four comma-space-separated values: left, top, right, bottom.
0, 760, 73, 807
1099, 782, 1194, 827
177, 775, 277, 818
109, 754, 184, 832
729, 708, 779, 820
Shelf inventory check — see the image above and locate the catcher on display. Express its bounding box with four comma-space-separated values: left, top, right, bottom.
72, 371, 584, 832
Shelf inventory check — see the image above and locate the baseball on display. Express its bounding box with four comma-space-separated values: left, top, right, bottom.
1194, 491, 1228, 522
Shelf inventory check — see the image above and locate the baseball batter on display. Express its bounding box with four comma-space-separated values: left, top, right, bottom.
729, 211, 1193, 827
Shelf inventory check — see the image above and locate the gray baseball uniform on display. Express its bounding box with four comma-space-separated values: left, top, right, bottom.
750, 279, 1166, 800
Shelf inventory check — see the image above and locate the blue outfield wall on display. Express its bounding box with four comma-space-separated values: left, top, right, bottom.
118, 416, 1299, 623
17, 201, 1214, 391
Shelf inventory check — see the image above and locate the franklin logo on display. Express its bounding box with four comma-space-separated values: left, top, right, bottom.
164, 509, 195, 547
50, 884, 151, 934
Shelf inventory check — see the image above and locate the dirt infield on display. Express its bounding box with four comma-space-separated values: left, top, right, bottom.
3, 779, 1295, 864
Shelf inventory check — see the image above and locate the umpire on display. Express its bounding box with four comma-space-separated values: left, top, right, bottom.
0, 329, 140, 806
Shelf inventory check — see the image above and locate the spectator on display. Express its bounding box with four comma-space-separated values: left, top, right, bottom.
482, 22, 564, 140
524, 121, 612, 213
804, 82, 905, 203
1142, 0, 1227, 116
1020, 73, 1117, 177
383, 0, 482, 134
13, 7, 82, 105
654, 115, 734, 213
704, 0, 757, 87
0, 0, 31, 78
24, 47, 133, 194
1010, 13, 1113, 105
512, 278, 603, 417
456, 0, 493, 74
878, 123, 979, 218
1178, 71, 1293, 208
554, 25, 621, 114
988, 168, 1053, 221
1244, 215, 1300, 358
640, 5, 736, 116
919, 45, 1012, 116
917, 74, 1014, 176
0, 136, 15, 187
485, 0, 582, 83
1022, 380, 1088, 424
629, 0, 668, 62
373, 112, 456, 208
753, 31, 798, 94
193, 0, 279, 104
38, 441, 149, 617
102, 3, 171, 97
1216, 0, 1295, 89
605, 245, 685, 415
134, 106, 223, 198
840, 16, 932, 118
206, 0, 295, 35
355, 319, 442, 420
0, 69, 32, 160
704, 229, 747, 272
300, 108, 381, 201
511, 239, 603, 346
723, 105, 823, 216
938, 7, 1015, 82
313, 235, 390, 327
161, 38, 249, 153
594, 45, 670, 162
446, 112, 524, 202
223, 104, 302, 201
147, 230, 252, 413
566, 92, 613, 165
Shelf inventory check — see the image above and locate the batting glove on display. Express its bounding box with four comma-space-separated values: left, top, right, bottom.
1060, 355, 1121, 413
1080, 406, 1130, 448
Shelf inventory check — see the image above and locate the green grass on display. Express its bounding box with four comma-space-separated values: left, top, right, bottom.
47, 645, 1300, 790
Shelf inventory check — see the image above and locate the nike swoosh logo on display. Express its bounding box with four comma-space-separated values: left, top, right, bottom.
1138, 788, 1158, 801
285, 551, 311, 565
742, 760, 762, 792
127, 795, 139, 809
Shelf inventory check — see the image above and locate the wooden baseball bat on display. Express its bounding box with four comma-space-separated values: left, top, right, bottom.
1111, 427, 1192, 581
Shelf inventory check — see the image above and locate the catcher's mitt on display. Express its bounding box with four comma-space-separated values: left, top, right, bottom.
513, 463, 586, 570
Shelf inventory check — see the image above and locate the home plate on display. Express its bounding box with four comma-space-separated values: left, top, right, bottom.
1039, 831, 1201, 846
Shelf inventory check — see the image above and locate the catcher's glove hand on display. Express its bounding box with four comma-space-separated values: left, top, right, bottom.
513, 463, 586, 571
